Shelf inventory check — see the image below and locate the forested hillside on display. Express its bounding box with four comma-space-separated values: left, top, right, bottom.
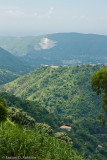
0, 96, 83, 160
0, 92, 66, 129
0, 93, 106, 159
0, 65, 103, 119
67, 118, 107, 160
0, 93, 107, 160
0, 65, 107, 160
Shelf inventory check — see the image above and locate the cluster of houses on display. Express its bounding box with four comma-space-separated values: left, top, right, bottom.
43, 65, 59, 68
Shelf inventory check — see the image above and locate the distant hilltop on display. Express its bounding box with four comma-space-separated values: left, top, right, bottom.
43, 65, 59, 68
0, 33, 107, 67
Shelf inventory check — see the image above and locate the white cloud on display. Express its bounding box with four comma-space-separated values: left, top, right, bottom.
34, 12, 38, 17
33, 8, 54, 19
38, 38, 57, 50
71, 15, 86, 21
6, 9, 24, 16
7, 10, 13, 14
79, 15, 86, 20
0, 5, 25, 17
48, 7, 54, 16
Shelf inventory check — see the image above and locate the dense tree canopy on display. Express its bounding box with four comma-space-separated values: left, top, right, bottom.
0, 65, 102, 119
91, 67, 107, 123
0, 98, 8, 123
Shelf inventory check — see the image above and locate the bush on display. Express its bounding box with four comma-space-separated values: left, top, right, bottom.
8, 107, 35, 127
0, 98, 8, 123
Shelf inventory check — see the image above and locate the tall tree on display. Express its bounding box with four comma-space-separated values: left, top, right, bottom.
91, 67, 107, 123
0, 98, 8, 123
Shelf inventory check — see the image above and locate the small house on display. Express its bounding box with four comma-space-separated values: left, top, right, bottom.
60, 125, 71, 131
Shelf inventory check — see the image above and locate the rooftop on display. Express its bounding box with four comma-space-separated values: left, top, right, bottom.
60, 125, 71, 129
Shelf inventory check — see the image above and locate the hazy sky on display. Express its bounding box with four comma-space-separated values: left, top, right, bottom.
0, 0, 107, 36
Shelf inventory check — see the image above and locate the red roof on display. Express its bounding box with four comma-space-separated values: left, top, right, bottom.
60, 125, 71, 129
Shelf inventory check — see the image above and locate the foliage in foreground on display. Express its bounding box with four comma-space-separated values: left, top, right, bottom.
0, 98, 8, 123
8, 107, 36, 127
91, 67, 107, 123
8, 107, 54, 135
0, 122, 84, 160
0, 92, 63, 129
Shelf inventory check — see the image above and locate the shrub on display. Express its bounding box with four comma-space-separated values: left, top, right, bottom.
0, 98, 8, 123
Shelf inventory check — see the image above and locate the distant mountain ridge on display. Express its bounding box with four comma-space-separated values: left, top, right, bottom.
0, 47, 22, 65
0, 33, 107, 67
0, 68, 20, 85
0, 47, 34, 74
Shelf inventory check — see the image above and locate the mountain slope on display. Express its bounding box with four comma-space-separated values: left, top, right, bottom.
0, 92, 64, 129
0, 68, 20, 85
0, 33, 107, 66
0, 65, 103, 119
0, 47, 34, 74
68, 118, 107, 160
